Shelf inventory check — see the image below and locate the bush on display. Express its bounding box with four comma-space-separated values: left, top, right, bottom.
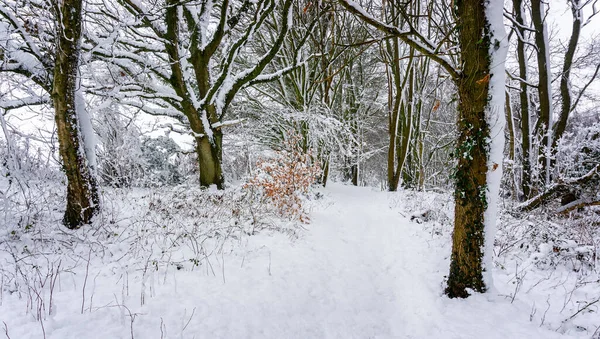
244, 131, 321, 222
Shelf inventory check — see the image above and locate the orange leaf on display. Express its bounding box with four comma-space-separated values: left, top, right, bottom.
476, 74, 490, 86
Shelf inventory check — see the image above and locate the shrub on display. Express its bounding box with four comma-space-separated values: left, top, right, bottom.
243, 131, 321, 222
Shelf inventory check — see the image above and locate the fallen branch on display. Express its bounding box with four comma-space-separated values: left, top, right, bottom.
557, 198, 600, 214
516, 165, 598, 212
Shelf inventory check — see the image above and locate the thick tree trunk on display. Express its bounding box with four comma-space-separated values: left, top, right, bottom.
52, 0, 99, 228
196, 132, 224, 189
446, 0, 493, 298
165, 2, 224, 189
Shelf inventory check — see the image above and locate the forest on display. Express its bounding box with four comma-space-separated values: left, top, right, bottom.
0, 0, 599, 338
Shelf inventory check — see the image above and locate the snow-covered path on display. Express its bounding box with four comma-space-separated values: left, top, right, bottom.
1, 184, 573, 338
137, 184, 565, 339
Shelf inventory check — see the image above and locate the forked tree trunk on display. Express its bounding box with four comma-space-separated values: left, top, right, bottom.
385, 34, 414, 192
196, 130, 225, 189
52, 0, 99, 228
445, 0, 495, 298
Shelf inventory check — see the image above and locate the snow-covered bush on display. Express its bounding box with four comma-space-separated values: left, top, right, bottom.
0, 138, 63, 233
138, 135, 195, 187
247, 105, 356, 183
554, 117, 600, 207
555, 117, 600, 179
95, 109, 144, 187
244, 131, 321, 222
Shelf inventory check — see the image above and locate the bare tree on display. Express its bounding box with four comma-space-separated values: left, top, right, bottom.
505, 0, 599, 204
87, 0, 297, 189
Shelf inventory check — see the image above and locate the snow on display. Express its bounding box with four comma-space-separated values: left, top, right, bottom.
0, 184, 587, 339
76, 80, 98, 172
483, 0, 509, 291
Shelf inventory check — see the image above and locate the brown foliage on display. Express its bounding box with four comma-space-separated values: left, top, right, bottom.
244, 131, 321, 222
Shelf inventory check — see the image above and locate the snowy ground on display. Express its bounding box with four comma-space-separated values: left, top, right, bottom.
0, 183, 597, 338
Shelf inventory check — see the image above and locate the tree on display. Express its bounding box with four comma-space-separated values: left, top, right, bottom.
509, 0, 533, 199
53, 0, 99, 228
1, 0, 99, 228
246, 1, 382, 187
505, 0, 599, 200
88, 0, 297, 189
339, 0, 507, 297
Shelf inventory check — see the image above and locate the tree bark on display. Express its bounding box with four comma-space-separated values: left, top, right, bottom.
445, 0, 493, 298
552, 0, 582, 153
52, 0, 99, 228
531, 0, 552, 185
512, 0, 532, 199
505, 91, 517, 198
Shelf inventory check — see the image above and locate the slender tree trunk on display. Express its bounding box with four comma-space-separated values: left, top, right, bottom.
552, 0, 582, 154
52, 0, 99, 228
446, 0, 500, 298
385, 37, 401, 191
531, 0, 553, 185
505, 91, 518, 198
385, 34, 414, 192
513, 0, 532, 199
397, 62, 414, 189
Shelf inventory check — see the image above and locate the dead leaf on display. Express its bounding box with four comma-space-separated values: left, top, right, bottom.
476, 74, 490, 86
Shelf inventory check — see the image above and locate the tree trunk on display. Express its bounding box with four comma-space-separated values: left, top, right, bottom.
385, 33, 414, 192
385, 37, 401, 192
52, 0, 99, 228
196, 132, 224, 189
446, 0, 495, 298
552, 0, 582, 156
512, 0, 532, 199
531, 0, 553, 185
505, 91, 517, 198
351, 164, 358, 186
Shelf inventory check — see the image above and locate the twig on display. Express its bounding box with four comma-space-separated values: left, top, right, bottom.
564, 297, 600, 322
81, 247, 92, 314
3, 321, 11, 339
181, 307, 196, 333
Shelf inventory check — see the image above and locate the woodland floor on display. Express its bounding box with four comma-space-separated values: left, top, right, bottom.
0, 184, 594, 338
